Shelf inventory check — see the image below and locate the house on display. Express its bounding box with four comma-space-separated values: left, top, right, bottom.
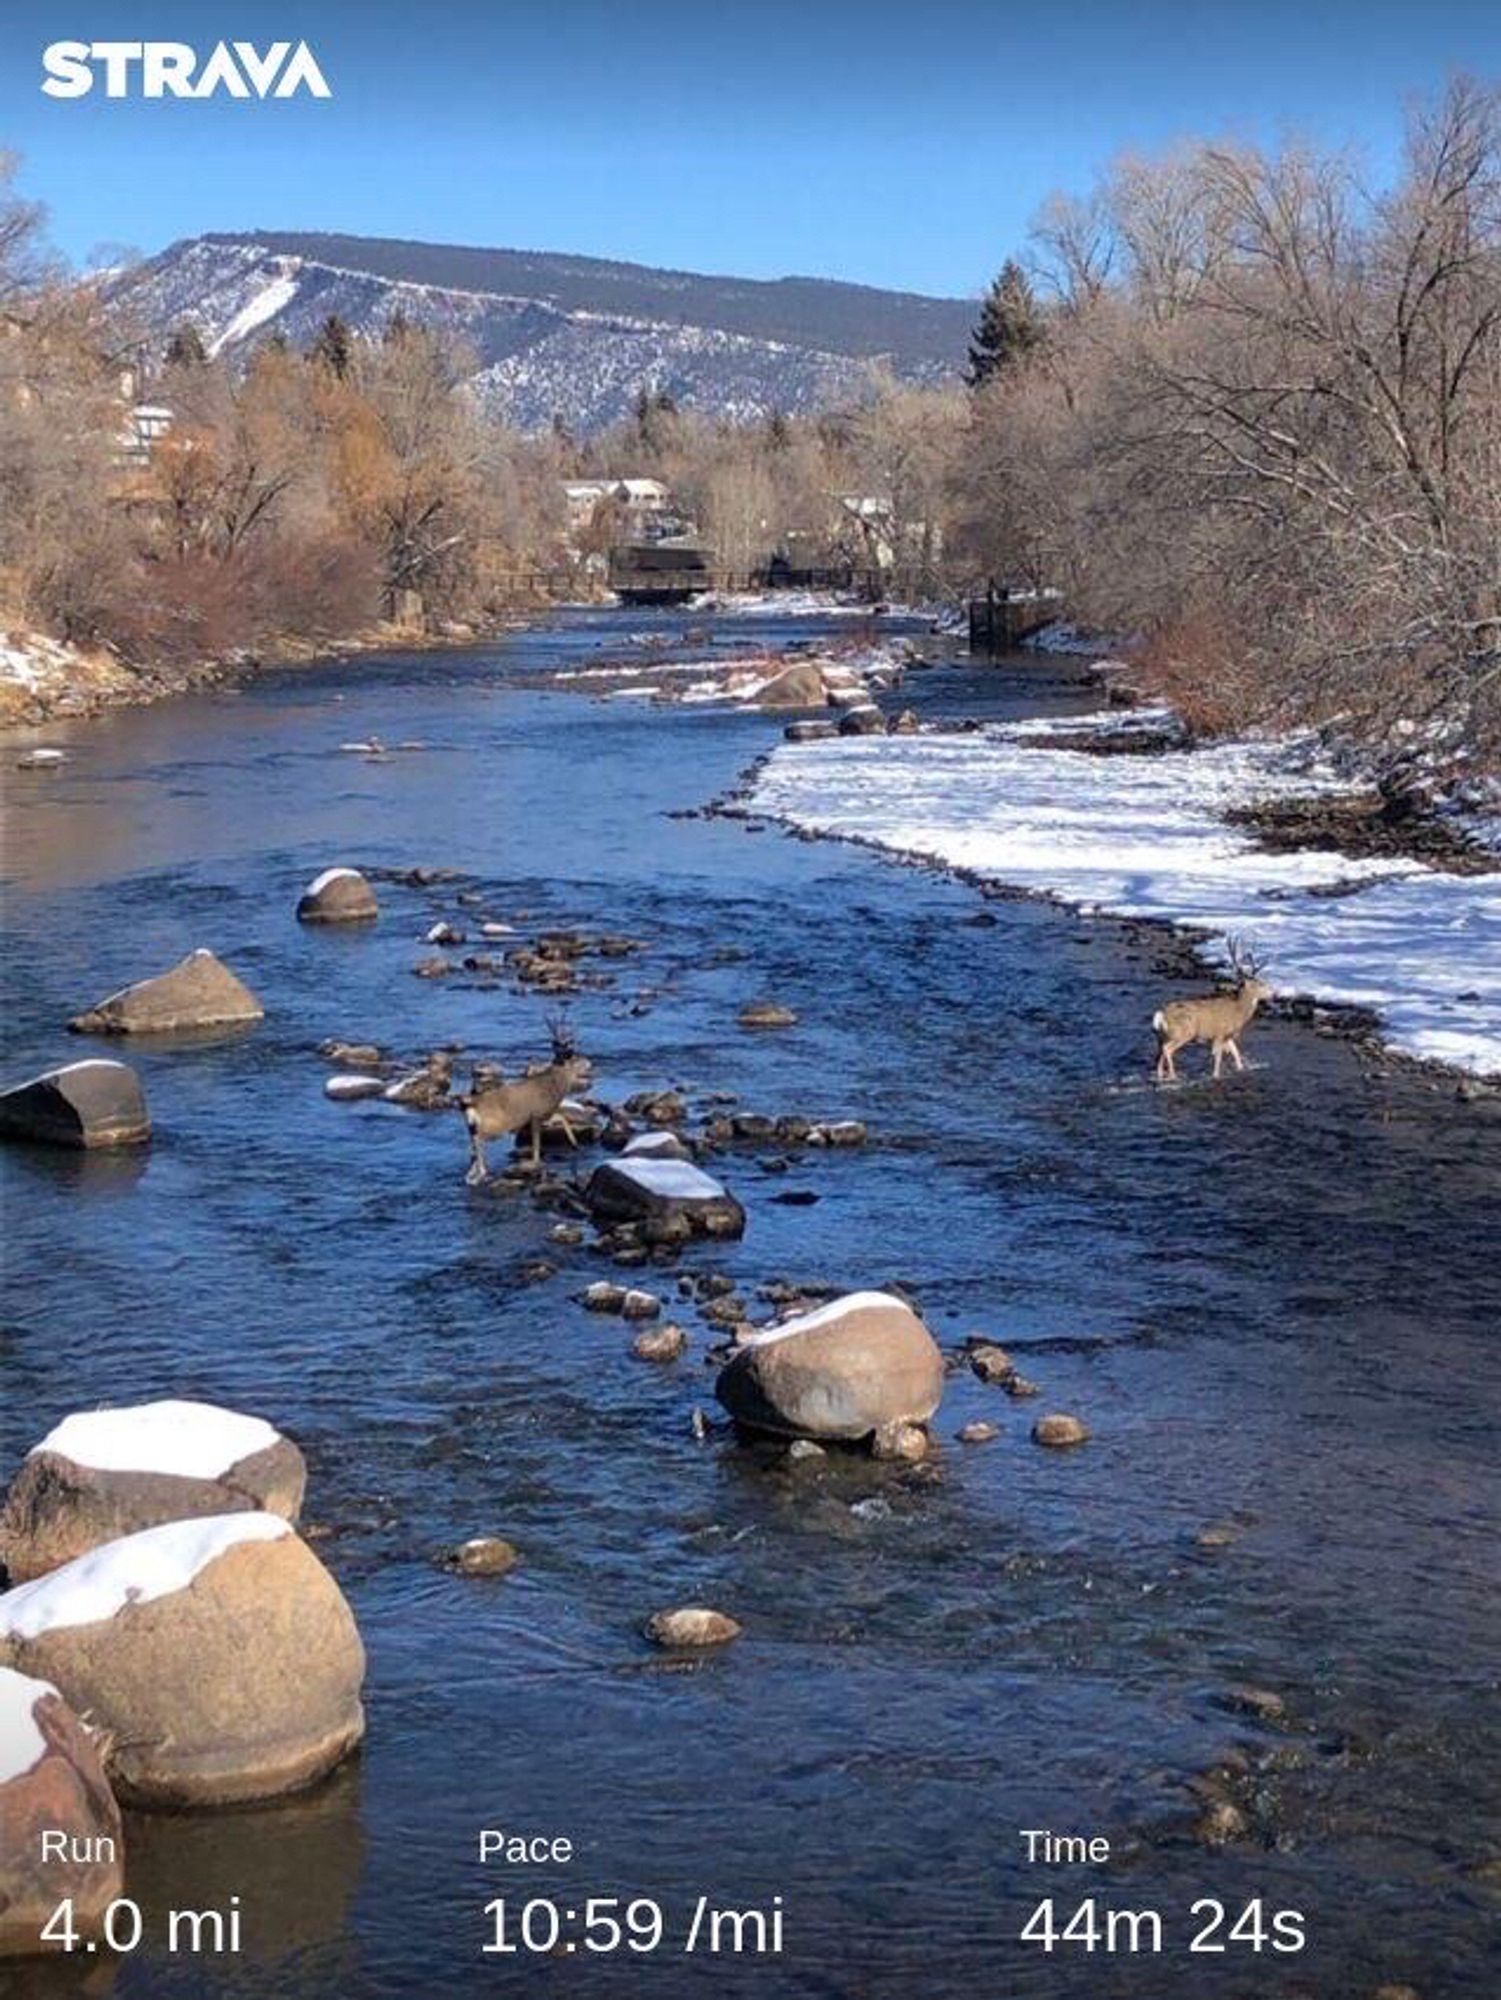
561, 477, 681, 546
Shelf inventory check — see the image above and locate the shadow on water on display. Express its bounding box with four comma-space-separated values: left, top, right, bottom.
1, 610, 1497, 1998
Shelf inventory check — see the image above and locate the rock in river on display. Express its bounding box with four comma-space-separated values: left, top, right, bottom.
1032, 1413, 1090, 1448
0, 1667, 123, 1958
643, 1607, 742, 1649
0, 1399, 306, 1583
69, 948, 263, 1036
296, 866, 378, 925
738, 1000, 798, 1030
754, 659, 828, 709
0, 1059, 150, 1150
444, 1537, 519, 1578
0, 1514, 365, 1809
715, 1290, 945, 1442
586, 1157, 746, 1241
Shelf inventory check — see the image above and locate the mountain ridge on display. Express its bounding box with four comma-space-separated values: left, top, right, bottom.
108, 229, 974, 432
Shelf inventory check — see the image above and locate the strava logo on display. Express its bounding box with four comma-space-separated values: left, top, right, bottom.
41, 41, 332, 100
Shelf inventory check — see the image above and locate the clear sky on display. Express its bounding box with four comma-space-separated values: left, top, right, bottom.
1, 0, 1499, 298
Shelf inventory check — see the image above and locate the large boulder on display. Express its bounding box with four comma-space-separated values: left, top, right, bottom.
753, 659, 828, 709
716, 1290, 944, 1442
1, 1400, 306, 1584
69, 948, 263, 1036
296, 867, 378, 925
0, 1515, 365, 1808
0, 1667, 123, 1958
0, 1059, 149, 1150
585, 1157, 745, 1241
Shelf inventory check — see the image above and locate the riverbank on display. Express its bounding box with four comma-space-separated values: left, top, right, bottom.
0, 613, 535, 731
742, 702, 1501, 1082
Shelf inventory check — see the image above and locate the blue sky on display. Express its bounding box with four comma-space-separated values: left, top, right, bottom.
1, 0, 1498, 297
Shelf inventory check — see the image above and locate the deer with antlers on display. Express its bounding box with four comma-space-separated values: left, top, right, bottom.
461, 1016, 592, 1183
1153, 938, 1273, 1083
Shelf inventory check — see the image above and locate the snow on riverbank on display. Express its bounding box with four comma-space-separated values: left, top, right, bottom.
749, 708, 1501, 1077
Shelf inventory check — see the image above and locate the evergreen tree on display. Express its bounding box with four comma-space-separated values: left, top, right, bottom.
967, 260, 1045, 386
164, 323, 206, 368
311, 312, 352, 377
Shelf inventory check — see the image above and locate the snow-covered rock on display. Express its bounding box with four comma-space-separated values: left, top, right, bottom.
0, 1516, 365, 1807
296, 866, 378, 924
586, 1156, 745, 1240
716, 1291, 945, 1442
0, 1059, 150, 1150
0, 1399, 305, 1583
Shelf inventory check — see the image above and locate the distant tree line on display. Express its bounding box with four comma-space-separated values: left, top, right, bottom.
3, 76, 1497, 773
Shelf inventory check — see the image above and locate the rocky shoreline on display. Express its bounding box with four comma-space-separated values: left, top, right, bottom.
0, 613, 533, 733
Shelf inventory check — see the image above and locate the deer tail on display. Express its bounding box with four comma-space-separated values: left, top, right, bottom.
1151, 1009, 1166, 1034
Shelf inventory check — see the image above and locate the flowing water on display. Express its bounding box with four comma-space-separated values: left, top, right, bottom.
1, 610, 1496, 2000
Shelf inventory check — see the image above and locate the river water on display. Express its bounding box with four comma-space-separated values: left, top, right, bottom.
1, 609, 1496, 2000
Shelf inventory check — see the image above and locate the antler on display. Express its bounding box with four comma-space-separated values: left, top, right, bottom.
1225, 933, 1265, 981
544, 1009, 577, 1060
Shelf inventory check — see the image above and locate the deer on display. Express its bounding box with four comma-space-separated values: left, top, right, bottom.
460, 1017, 592, 1183
1153, 937, 1273, 1083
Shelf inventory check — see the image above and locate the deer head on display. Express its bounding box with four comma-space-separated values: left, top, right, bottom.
1225, 934, 1272, 1001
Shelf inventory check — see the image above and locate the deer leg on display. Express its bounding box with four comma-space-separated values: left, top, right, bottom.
465, 1131, 490, 1186
1157, 1041, 1178, 1082
555, 1110, 579, 1149
529, 1117, 543, 1171
1212, 1042, 1225, 1079
1226, 1038, 1246, 1072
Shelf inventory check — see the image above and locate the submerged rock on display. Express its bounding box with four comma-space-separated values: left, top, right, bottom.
632, 1324, 688, 1362
1032, 1413, 1090, 1448
716, 1291, 944, 1442
69, 949, 263, 1036
784, 719, 837, 743
643, 1607, 742, 1649
0, 1515, 365, 1808
0, 1399, 305, 1583
319, 1040, 383, 1069
957, 1420, 1000, 1444
0, 1668, 123, 1958
444, 1537, 519, 1577
586, 1158, 746, 1241
738, 1000, 798, 1030
0, 1059, 150, 1150
968, 1342, 1015, 1385
296, 867, 378, 925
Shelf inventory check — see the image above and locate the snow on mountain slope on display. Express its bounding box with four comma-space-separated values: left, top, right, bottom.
107, 234, 961, 431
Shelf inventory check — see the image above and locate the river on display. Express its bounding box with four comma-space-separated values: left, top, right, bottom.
1, 608, 1496, 1999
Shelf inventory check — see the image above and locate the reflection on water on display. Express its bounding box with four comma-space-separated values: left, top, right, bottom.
1, 612, 1497, 1999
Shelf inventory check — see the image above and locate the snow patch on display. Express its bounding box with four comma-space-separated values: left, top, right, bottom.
0, 1514, 291, 1641
207, 269, 300, 356
305, 866, 364, 896
749, 716, 1501, 1077
31, 1399, 281, 1480
753, 1290, 912, 1346
609, 1157, 727, 1201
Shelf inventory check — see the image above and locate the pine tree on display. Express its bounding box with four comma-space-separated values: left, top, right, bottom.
967, 260, 1045, 386
164, 324, 206, 368
311, 313, 352, 377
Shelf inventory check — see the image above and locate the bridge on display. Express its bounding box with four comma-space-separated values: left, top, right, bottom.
967, 584, 1067, 652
